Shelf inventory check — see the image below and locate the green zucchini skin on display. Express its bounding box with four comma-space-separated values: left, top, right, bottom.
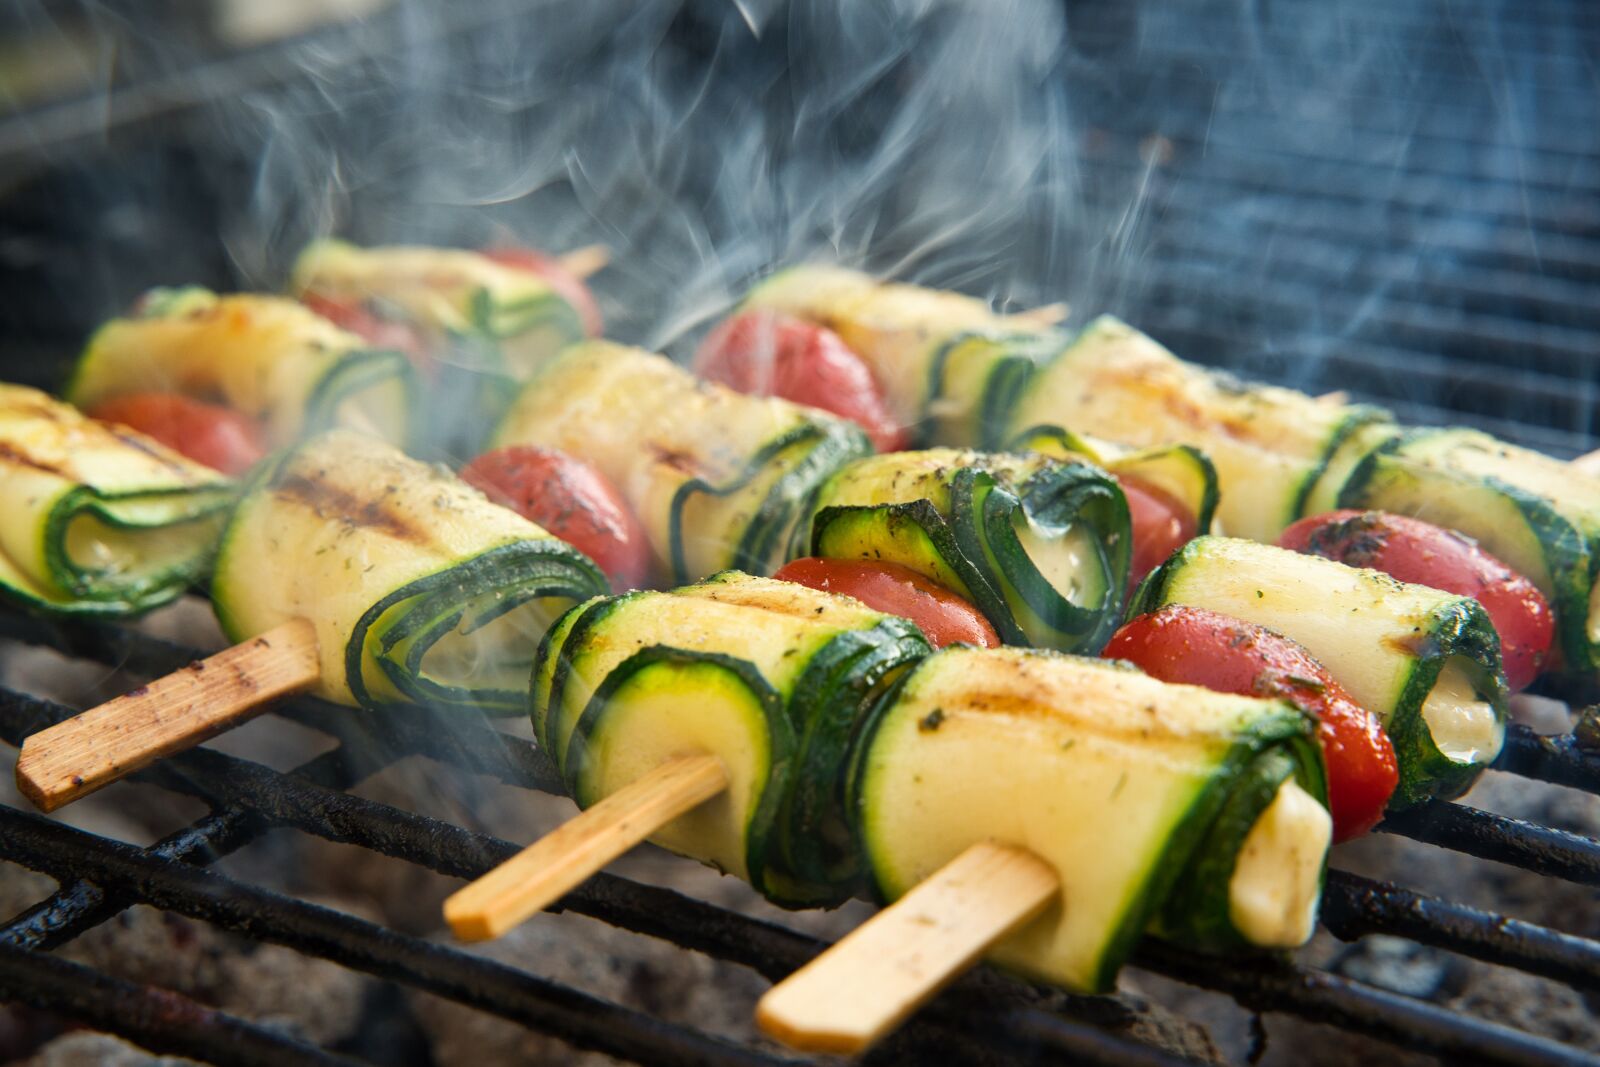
1133, 536, 1509, 806
531, 572, 929, 906
847, 646, 1326, 993
742, 265, 1067, 449
0, 385, 233, 618
1007, 426, 1220, 536
804, 449, 1131, 653
66, 288, 417, 452
493, 342, 871, 586
290, 241, 586, 456
1002, 316, 1394, 541
1335, 428, 1600, 681
213, 429, 607, 713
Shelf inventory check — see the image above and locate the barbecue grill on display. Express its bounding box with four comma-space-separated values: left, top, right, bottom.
2, 0, 1599, 1064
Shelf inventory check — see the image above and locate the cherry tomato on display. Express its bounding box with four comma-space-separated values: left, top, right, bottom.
772, 557, 1000, 649
696, 311, 909, 453
1104, 605, 1397, 841
1279, 510, 1553, 692
1116, 474, 1197, 588
481, 247, 603, 337
89, 393, 265, 476
460, 446, 649, 590
301, 293, 433, 375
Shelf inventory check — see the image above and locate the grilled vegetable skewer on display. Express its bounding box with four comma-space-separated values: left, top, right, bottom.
0, 385, 233, 618
492, 341, 871, 585
67, 288, 417, 461
803, 448, 1131, 652
1134, 536, 1508, 806
453, 572, 1328, 1055
14, 430, 609, 811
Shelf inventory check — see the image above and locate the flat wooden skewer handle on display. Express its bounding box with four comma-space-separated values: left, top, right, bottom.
14, 618, 321, 812
557, 244, 610, 280
444, 753, 728, 942
756, 841, 1060, 1055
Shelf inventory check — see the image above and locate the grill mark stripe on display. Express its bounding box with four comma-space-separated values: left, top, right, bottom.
272, 471, 428, 544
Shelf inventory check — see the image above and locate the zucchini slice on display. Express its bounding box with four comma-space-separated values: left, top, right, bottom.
1008, 425, 1220, 535
851, 646, 1327, 993
531, 571, 928, 905
213, 429, 607, 713
1134, 536, 1509, 805
742, 265, 1062, 448
1004, 317, 1393, 541
804, 448, 1131, 652
291, 240, 585, 381
1333, 428, 1600, 678
0, 385, 233, 616
66, 288, 415, 451
493, 342, 870, 586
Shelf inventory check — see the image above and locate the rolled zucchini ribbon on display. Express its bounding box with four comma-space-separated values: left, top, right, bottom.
1008, 425, 1220, 537
0, 385, 232, 617
213, 430, 607, 714
493, 341, 871, 586
803, 448, 1131, 653
67, 288, 416, 452
742, 265, 1065, 448
851, 646, 1329, 993
530, 572, 930, 907
1135, 536, 1508, 806
1309, 425, 1600, 683
1004, 316, 1392, 543
291, 241, 586, 449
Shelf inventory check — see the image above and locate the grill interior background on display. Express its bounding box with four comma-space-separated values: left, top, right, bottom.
1, 0, 1599, 1064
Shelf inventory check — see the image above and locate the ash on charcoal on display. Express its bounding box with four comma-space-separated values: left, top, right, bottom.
21, 1031, 198, 1067
1327, 936, 1464, 999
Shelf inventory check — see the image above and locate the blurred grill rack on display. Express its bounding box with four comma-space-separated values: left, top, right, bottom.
4, 609, 1600, 1066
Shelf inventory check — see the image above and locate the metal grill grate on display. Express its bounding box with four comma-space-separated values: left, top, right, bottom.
1, 610, 1599, 1066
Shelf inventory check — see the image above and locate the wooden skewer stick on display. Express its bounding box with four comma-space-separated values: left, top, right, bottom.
756, 841, 1060, 1056
557, 244, 610, 281
1005, 301, 1069, 328
444, 753, 728, 942
1573, 448, 1600, 476
13, 619, 320, 813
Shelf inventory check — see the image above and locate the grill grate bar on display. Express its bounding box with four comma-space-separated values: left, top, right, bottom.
6, 683, 1595, 1065
0, 939, 364, 1067
1321, 869, 1600, 990
0, 807, 798, 1067
1131, 940, 1600, 1067
1496, 726, 1600, 795
0, 805, 1189, 1067
1379, 802, 1600, 885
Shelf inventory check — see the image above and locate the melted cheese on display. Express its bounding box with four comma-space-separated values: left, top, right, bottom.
1421, 661, 1505, 765
1227, 779, 1329, 948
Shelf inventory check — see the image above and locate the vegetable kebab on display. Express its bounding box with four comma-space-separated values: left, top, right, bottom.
447, 571, 1332, 1053
289, 240, 604, 450
0, 385, 233, 618
732, 266, 1596, 689
67, 288, 417, 474
15, 430, 608, 810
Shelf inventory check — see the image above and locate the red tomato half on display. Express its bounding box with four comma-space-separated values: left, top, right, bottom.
1115, 474, 1197, 588
89, 393, 266, 476
696, 311, 909, 453
301, 293, 433, 376
773, 557, 1000, 649
1279, 510, 1553, 691
1104, 605, 1397, 841
481, 247, 603, 337
460, 446, 650, 590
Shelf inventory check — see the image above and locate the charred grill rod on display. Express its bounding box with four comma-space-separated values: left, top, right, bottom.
0, 940, 362, 1067
5, 681, 1599, 1066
